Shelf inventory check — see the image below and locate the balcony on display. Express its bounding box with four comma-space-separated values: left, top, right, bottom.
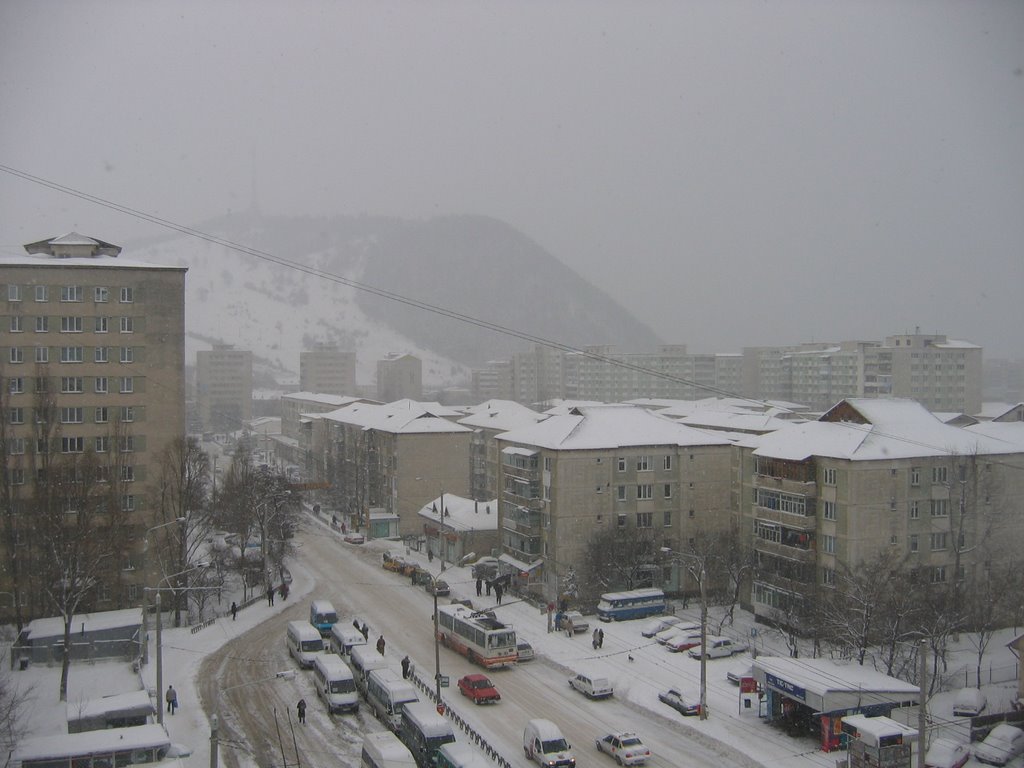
754, 506, 817, 530
753, 537, 817, 563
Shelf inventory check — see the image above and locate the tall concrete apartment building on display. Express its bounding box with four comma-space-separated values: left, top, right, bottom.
376, 353, 422, 402
196, 344, 252, 433
0, 233, 186, 622
300, 344, 356, 396
574, 344, 721, 402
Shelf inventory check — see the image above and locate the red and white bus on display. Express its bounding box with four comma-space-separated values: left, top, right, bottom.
436, 604, 517, 668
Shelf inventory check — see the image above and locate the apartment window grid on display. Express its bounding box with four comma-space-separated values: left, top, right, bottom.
120, 347, 133, 364
95, 317, 108, 333
119, 436, 134, 453
34, 285, 47, 302
930, 532, 948, 551
636, 455, 651, 472
909, 500, 920, 519
9, 316, 22, 333
61, 376, 84, 394
636, 483, 652, 500
8, 437, 24, 454
60, 407, 83, 424
9, 407, 23, 424
9, 468, 24, 486
822, 534, 836, 554
60, 346, 84, 363
910, 534, 919, 553
8, 377, 23, 394
121, 494, 135, 512
61, 436, 84, 453
663, 455, 672, 471
930, 566, 946, 584
95, 376, 108, 394
119, 316, 133, 333
61, 316, 83, 333
34, 346, 48, 363
662, 510, 672, 527
636, 512, 652, 528
7, 285, 21, 301
95, 435, 109, 453
119, 377, 133, 394
95, 406, 108, 423
616, 513, 626, 528
95, 346, 108, 363
932, 466, 948, 484
120, 406, 134, 422
616, 485, 626, 502
822, 500, 837, 520
119, 287, 134, 303
9, 347, 23, 364
94, 286, 109, 303
617, 457, 626, 472
61, 286, 83, 302
930, 499, 948, 518
120, 465, 134, 482
663, 483, 672, 499
823, 467, 837, 485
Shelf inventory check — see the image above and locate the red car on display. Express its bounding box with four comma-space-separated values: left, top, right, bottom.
457, 674, 500, 704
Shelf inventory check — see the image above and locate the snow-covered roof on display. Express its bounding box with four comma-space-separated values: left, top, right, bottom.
68, 689, 154, 721
931, 337, 980, 349
14, 723, 169, 762
964, 420, 1024, 449
497, 404, 733, 451
674, 410, 803, 435
541, 400, 606, 415
317, 401, 472, 435
417, 495, 498, 531
283, 392, 366, 407
753, 398, 1024, 462
387, 399, 463, 418
458, 400, 546, 431
22, 608, 142, 641
753, 656, 919, 698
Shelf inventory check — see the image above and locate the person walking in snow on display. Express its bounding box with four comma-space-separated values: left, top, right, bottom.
230, 601, 237, 621
592, 628, 600, 649
376, 635, 386, 656
166, 685, 178, 715
598, 628, 604, 648
297, 698, 306, 724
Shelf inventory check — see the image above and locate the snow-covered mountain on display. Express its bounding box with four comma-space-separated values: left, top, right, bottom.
128, 213, 662, 389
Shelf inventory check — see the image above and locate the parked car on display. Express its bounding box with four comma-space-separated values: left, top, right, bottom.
560, 611, 589, 634
654, 626, 690, 645
595, 732, 650, 766
516, 640, 535, 661
640, 616, 686, 638
425, 579, 450, 597
457, 674, 500, 704
568, 672, 613, 699
664, 633, 703, 653
951, 687, 987, 717
342, 532, 365, 544
924, 737, 970, 768
974, 723, 1024, 766
688, 636, 748, 659
658, 688, 701, 716
471, 556, 500, 580
726, 660, 753, 685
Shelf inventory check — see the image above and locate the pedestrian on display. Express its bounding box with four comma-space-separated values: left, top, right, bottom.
598, 628, 604, 648
428, 549, 434, 563
280, 583, 289, 600
494, 583, 503, 605
592, 628, 599, 649
475, 578, 482, 596
353, 618, 361, 630
401, 655, 411, 679
165, 685, 178, 715
565, 617, 574, 638
485, 580, 492, 596
376, 635, 386, 656
230, 601, 237, 621
297, 698, 306, 724
361, 622, 369, 640
267, 585, 275, 606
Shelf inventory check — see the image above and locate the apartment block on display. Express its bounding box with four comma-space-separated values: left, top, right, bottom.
0, 232, 186, 621
196, 344, 252, 433
300, 344, 356, 396
457, 399, 546, 501
376, 353, 422, 402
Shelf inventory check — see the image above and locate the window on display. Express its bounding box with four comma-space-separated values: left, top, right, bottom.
616, 485, 627, 501
119, 287, 134, 303
9, 316, 22, 333
60, 346, 84, 363
822, 534, 836, 554
119, 376, 133, 393
663, 455, 672, 471
909, 500, 920, 519
61, 376, 84, 393
910, 534, 919, 553
95, 435, 109, 453
34, 346, 48, 363
9, 437, 24, 454
636, 456, 651, 471
823, 468, 837, 485
121, 494, 135, 512
60, 407, 83, 423
95, 316, 108, 333
34, 376, 48, 393
7, 285, 21, 302
636, 512, 652, 528
119, 316, 133, 333
544, 456, 552, 471
9, 347, 23, 364
35, 440, 48, 455
663, 483, 672, 499
688, 509, 695, 518
120, 406, 134, 422
663, 510, 672, 527
616, 513, 626, 528
930, 532, 948, 551
930, 499, 948, 517
910, 467, 921, 486
119, 436, 134, 453
35, 316, 48, 332
617, 457, 626, 472
61, 436, 85, 453
9, 407, 24, 424
95, 346, 108, 363
822, 500, 837, 520
120, 347, 133, 363
890, 535, 898, 545
932, 466, 947, 484
930, 566, 946, 584
95, 406, 108, 423
636, 484, 652, 500
95, 376, 108, 394
8, 377, 23, 394
120, 465, 135, 482
94, 286, 109, 303
34, 285, 48, 302
60, 316, 83, 333
822, 568, 836, 586
61, 286, 83, 302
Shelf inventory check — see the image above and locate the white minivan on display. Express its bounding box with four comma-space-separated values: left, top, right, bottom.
350, 644, 388, 695
366, 668, 420, 732
313, 654, 359, 714
287, 620, 325, 669
568, 671, 613, 700
523, 718, 576, 767
360, 730, 416, 768
330, 623, 367, 656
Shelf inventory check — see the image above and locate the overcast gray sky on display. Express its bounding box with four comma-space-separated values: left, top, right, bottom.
2, 1, 1022, 357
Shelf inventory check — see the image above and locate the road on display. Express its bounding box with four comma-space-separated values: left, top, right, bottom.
199, 519, 763, 768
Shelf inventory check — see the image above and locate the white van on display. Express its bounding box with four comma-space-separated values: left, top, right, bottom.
435, 743, 490, 768
310, 599, 339, 637
350, 644, 389, 695
287, 620, 325, 669
330, 623, 367, 656
313, 654, 359, 714
366, 668, 420, 732
568, 671, 614, 699
360, 731, 417, 768
397, 701, 455, 767
523, 719, 576, 767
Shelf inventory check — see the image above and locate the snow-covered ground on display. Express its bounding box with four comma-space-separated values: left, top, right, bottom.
8, 513, 1023, 768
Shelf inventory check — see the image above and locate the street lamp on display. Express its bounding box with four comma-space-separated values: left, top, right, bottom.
141, 517, 186, 665
661, 547, 709, 721
431, 575, 443, 705
211, 670, 296, 768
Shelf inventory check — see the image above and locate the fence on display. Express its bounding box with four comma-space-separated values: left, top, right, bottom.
942, 661, 1020, 691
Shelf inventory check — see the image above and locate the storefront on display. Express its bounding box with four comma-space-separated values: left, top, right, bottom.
752, 657, 919, 752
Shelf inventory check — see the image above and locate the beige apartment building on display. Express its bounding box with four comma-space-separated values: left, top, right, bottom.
495, 404, 734, 602
457, 399, 546, 501
376, 353, 422, 402
0, 233, 186, 622
196, 344, 252, 433
738, 398, 1024, 626
300, 344, 356, 396
310, 400, 472, 537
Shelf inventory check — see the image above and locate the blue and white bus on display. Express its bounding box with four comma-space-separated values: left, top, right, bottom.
596, 588, 667, 622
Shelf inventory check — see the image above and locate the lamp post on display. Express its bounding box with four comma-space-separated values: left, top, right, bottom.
211, 669, 296, 768
661, 547, 709, 720
432, 576, 443, 705
141, 517, 186, 666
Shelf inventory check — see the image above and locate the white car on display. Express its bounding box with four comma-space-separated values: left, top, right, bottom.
726, 660, 753, 684
688, 636, 748, 659
568, 672, 613, 699
640, 616, 686, 638
924, 737, 969, 768
664, 633, 703, 653
974, 723, 1024, 766
951, 687, 987, 717
654, 625, 698, 646
595, 732, 650, 766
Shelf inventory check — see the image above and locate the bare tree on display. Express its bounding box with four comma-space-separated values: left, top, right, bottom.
964, 557, 1022, 688
0, 647, 31, 756
581, 524, 659, 605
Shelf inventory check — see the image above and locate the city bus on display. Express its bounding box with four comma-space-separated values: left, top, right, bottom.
596, 588, 667, 622
435, 604, 517, 668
